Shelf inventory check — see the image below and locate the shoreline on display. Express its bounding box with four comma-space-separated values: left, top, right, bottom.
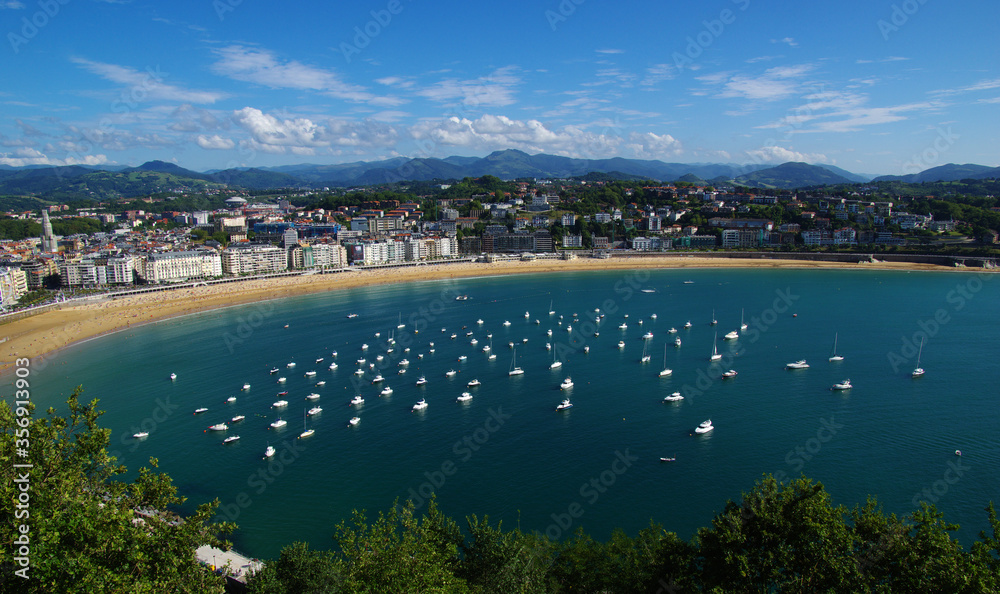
0, 256, 981, 371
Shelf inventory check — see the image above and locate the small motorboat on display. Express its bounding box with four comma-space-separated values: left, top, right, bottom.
694, 419, 714, 434
457, 392, 473, 402
132, 432, 149, 439
231, 415, 245, 423
556, 398, 573, 411
194, 408, 208, 414
467, 379, 481, 387
412, 398, 428, 411
663, 392, 684, 402
208, 423, 228, 431
416, 376, 427, 386
222, 435, 240, 444
380, 386, 393, 396
349, 417, 361, 426
350, 395, 364, 406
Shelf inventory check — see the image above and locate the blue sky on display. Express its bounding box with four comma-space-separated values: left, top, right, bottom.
1, 0, 997, 175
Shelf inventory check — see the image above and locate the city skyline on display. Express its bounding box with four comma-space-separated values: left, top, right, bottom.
2, 0, 998, 175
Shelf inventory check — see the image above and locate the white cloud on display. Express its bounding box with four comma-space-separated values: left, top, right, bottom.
699, 64, 814, 102
71, 57, 225, 104
230, 107, 399, 154
196, 134, 235, 150
771, 37, 798, 47
744, 145, 827, 164
640, 64, 676, 86
595, 49, 624, 54
211, 45, 403, 106
409, 114, 683, 161
0, 147, 108, 167
0, 1, 25, 8
625, 132, 682, 159
416, 66, 521, 108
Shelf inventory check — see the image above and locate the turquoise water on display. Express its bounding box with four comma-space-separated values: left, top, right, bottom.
24, 268, 1000, 558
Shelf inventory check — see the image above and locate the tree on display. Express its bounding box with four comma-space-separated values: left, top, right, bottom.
0, 388, 234, 592
696, 475, 859, 591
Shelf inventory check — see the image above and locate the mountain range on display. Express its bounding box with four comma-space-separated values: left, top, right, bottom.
0, 150, 997, 202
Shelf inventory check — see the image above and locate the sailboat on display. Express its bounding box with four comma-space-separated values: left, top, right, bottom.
397, 313, 405, 329
299, 410, 315, 439
710, 309, 717, 326
549, 347, 562, 369
640, 341, 651, 363
710, 332, 722, 361
508, 348, 524, 376
548, 300, 555, 315
829, 332, 844, 362
740, 308, 748, 331
659, 344, 672, 376
912, 337, 925, 377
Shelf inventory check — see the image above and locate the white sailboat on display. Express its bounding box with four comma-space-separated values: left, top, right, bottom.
508, 348, 524, 376
912, 337, 925, 377
299, 410, 314, 439
740, 308, 748, 331
710, 309, 717, 326
548, 300, 555, 315
640, 341, 651, 363
549, 347, 562, 369
659, 344, 672, 376
710, 332, 722, 361
829, 332, 844, 362
397, 312, 405, 329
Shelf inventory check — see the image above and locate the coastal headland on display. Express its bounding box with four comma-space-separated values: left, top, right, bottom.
0, 254, 979, 371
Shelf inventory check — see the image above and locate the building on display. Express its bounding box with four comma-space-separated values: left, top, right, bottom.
0, 267, 28, 306
721, 228, 764, 248
141, 251, 223, 283
562, 235, 583, 248
221, 244, 287, 275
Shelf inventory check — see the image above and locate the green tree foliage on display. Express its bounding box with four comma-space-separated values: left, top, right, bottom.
0, 388, 235, 593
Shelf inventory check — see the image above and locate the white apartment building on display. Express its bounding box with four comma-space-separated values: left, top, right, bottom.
221, 244, 287, 275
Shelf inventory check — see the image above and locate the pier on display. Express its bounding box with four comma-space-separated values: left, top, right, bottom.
195, 545, 263, 591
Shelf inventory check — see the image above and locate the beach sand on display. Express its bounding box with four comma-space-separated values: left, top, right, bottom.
0, 256, 955, 370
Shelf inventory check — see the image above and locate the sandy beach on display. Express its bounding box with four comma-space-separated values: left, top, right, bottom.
0, 255, 962, 370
